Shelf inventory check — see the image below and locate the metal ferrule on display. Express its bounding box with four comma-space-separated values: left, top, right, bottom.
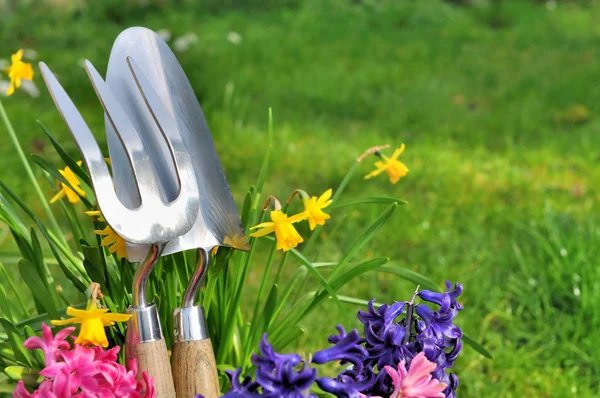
173, 305, 209, 343
126, 303, 163, 344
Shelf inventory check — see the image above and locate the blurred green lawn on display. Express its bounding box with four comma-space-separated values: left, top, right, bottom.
2, 0, 600, 396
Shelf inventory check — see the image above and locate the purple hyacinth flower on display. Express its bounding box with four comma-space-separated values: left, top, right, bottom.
221, 368, 261, 397
416, 300, 462, 342
358, 300, 405, 333
418, 281, 463, 311
252, 334, 317, 397
313, 326, 367, 370
364, 319, 410, 370
313, 326, 374, 397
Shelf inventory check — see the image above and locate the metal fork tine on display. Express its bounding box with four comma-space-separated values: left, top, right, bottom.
40, 61, 199, 245
126, 56, 197, 194
84, 60, 161, 203
39, 62, 123, 211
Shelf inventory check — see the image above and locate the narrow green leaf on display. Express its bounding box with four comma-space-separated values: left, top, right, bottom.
37, 120, 92, 187
378, 264, 441, 292
331, 196, 407, 209
303, 257, 388, 318
0, 181, 86, 274
463, 333, 493, 359
30, 229, 61, 309
329, 204, 396, 281
5, 366, 41, 385
272, 326, 305, 352
0, 319, 31, 366
0, 284, 14, 322
262, 284, 278, 330
18, 259, 59, 320
282, 243, 350, 325
81, 241, 107, 288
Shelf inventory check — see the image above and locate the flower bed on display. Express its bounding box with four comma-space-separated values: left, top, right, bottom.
0, 49, 489, 397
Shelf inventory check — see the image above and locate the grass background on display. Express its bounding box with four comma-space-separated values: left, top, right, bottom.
1, 0, 600, 396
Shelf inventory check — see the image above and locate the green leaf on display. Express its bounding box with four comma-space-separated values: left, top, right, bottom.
81, 241, 107, 288
0, 181, 87, 276
29, 229, 61, 309
305, 257, 388, 317
37, 121, 92, 187
0, 284, 14, 322
18, 259, 59, 320
283, 244, 350, 325
463, 333, 493, 359
30, 154, 93, 209
262, 284, 278, 330
273, 326, 305, 352
0, 319, 32, 366
255, 108, 274, 198
329, 203, 396, 280
378, 264, 441, 292
330, 196, 407, 209
5, 365, 42, 385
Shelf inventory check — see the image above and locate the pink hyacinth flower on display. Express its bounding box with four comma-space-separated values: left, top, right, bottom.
384, 352, 447, 398
14, 323, 155, 398
22, 324, 75, 366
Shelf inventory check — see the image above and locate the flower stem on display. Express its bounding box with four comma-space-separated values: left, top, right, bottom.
0, 98, 65, 245
402, 285, 420, 345
402, 304, 414, 345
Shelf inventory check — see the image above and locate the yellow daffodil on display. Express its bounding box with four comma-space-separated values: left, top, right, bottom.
364, 144, 409, 184
298, 189, 333, 230
50, 161, 86, 204
86, 210, 128, 259
250, 210, 305, 252
5, 49, 34, 96
51, 306, 130, 347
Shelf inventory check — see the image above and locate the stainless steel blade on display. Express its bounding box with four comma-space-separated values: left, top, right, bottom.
104, 27, 249, 262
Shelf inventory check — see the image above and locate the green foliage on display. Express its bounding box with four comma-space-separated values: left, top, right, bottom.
0, 109, 441, 394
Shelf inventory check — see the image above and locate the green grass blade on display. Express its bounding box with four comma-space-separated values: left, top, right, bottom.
37, 121, 92, 187
463, 333, 493, 359
330, 196, 407, 209
18, 259, 59, 320
329, 203, 397, 281
0, 319, 31, 367
378, 264, 441, 292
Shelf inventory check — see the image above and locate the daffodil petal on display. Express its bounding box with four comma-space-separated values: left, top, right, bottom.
391, 144, 405, 160
249, 221, 275, 230
250, 226, 276, 238
50, 318, 78, 326
49, 189, 66, 203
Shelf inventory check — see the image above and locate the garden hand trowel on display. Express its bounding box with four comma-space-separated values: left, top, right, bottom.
103, 27, 250, 398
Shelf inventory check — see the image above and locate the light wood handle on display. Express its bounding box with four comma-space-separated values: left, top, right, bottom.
126, 339, 176, 398
172, 339, 220, 398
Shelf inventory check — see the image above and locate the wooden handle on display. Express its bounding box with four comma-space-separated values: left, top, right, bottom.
126, 339, 176, 398
172, 338, 220, 398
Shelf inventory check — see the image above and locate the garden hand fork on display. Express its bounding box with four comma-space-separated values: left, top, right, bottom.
39, 60, 200, 398
104, 27, 250, 398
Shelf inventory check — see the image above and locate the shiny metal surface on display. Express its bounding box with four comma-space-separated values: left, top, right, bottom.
173, 306, 209, 343
126, 303, 163, 344
104, 27, 249, 263
39, 62, 199, 246
182, 248, 209, 308
132, 243, 165, 308
40, 59, 202, 344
